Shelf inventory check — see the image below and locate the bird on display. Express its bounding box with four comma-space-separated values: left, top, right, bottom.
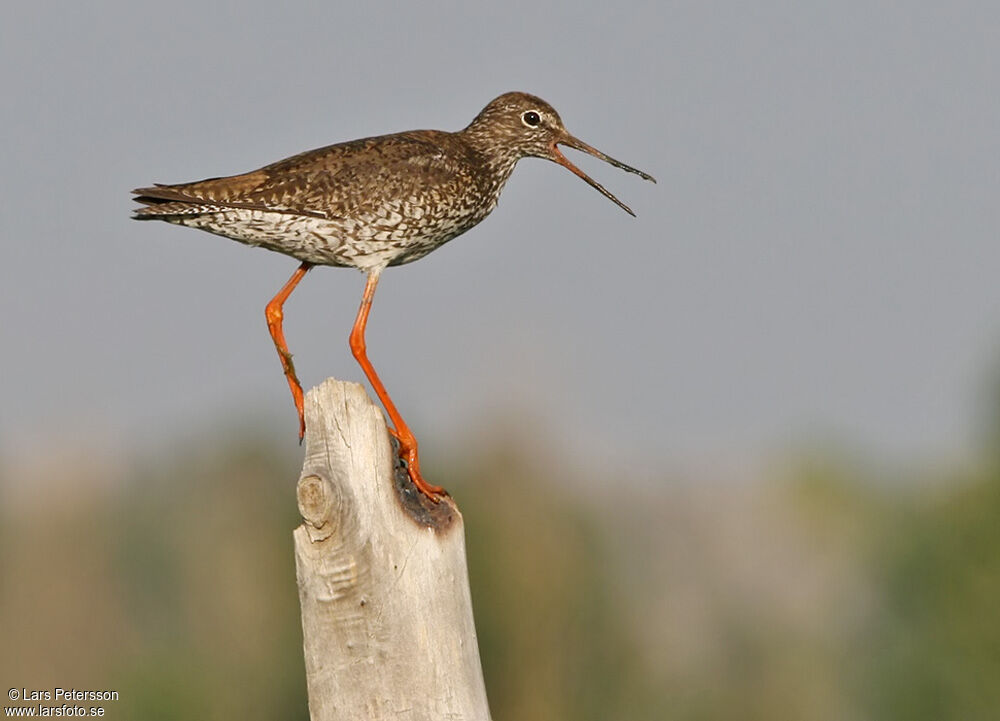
132, 91, 655, 502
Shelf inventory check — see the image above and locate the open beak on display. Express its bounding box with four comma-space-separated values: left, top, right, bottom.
549, 134, 656, 217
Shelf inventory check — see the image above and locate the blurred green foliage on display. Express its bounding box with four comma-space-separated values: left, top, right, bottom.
2, 416, 999, 720
859, 464, 1000, 721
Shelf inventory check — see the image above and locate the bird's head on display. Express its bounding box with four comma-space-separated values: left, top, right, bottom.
464, 91, 656, 216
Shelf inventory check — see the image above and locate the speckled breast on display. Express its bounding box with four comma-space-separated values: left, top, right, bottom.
171, 191, 494, 271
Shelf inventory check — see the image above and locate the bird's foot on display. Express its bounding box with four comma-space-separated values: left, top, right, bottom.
389, 427, 448, 502
407, 465, 448, 503
283, 371, 306, 443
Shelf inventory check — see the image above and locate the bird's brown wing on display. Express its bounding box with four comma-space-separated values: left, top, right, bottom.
133, 131, 478, 221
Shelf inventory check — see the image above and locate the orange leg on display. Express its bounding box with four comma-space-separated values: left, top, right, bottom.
265, 262, 312, 440
350, 269, 447, 501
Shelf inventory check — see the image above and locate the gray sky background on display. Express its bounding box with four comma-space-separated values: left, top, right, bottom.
2, 1, 998, 482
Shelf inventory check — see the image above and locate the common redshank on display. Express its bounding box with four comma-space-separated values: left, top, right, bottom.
132, 92, 655, 501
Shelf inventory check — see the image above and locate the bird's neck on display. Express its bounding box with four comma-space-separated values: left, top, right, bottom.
458, 123, 522, 204
459, 118, 522, 179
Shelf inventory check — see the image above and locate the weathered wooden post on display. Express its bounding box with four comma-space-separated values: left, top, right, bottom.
293, 378, 492, 721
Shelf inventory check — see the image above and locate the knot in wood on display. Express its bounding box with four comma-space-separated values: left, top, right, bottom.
297, 474, 340, 538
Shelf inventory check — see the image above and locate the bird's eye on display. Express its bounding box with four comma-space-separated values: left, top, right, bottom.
521, 110, 541, 128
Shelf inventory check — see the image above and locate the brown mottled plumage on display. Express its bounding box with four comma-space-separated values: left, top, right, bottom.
132, 91, 655, 501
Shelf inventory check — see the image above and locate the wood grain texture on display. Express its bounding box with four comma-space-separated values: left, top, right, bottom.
294, 378, 492, 721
